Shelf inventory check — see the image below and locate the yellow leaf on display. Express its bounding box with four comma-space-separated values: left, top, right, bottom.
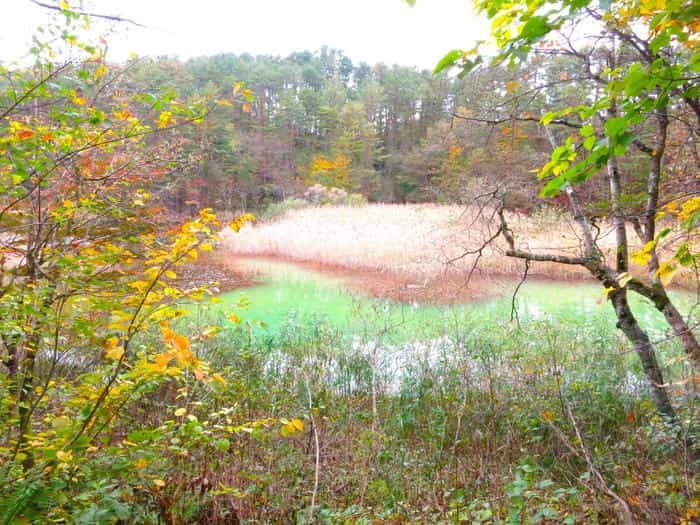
618, 272, 633, 288
542, 410, 554, 422
678, 197, 700, 222
104, 337, 124, 360
105, 346, 124, 361
655, 263, 679, 286
228, 313, 241, 324
202, 326, 219, 337
56, 450, 73, 463
290, 418, 304, 432
133, 458, 149, 469
630, 251, 651, 266
157, 111, 175, 129
113, 108, 132, 121
604, 286, 616, 298
630, 240, 656, 266
174, 407, 187, 417
211, 373, 227, 387
95, 64, 106, 79
164, 270, 177, 279
153, 479, 166, 488
228, 213, 256, 233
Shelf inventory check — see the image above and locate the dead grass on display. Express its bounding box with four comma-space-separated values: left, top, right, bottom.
220, 203, 624, 283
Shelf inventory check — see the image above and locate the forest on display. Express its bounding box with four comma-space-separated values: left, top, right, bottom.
115, 47, 549, 210
0, 0, 699, 523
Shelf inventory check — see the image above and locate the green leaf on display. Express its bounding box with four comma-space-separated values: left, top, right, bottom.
624, 65, 649, 97
215, 438, 230, 452
675, 243, 694, 266
520, 16, 551, 41
434, 50, 463, 74
580, 124, 595, 137
540, 176, 567, 197
613, 132, 636, 155
457, 56, 483, 78
650, 31, 670, 54
604, 117, 628, 138
541, 112, 556, 126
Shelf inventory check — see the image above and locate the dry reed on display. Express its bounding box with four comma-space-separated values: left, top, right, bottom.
220, 204, 626, 282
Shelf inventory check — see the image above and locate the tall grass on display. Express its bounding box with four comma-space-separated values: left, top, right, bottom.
222, 204, 622, 281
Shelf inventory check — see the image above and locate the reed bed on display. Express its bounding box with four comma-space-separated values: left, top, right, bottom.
220, 203, 623, 282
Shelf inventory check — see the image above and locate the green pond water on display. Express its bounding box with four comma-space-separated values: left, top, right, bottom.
193, 257, 694, 342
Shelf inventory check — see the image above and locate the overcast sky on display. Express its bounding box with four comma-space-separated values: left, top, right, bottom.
1, 0, 490, 69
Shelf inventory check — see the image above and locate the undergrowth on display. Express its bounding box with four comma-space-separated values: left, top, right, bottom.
3, 301, 696, 524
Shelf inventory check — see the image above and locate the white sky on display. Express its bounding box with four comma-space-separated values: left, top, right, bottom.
1, 0, 490, 70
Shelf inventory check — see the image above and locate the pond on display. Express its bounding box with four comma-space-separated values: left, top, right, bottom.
194, 256, 693, 343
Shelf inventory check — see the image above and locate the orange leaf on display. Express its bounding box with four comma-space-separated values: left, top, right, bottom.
17, 129, 35, 140
171, 334, 189, 352
154, 352, 173, 371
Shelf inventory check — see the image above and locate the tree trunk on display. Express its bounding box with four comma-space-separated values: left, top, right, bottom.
16, 332, 40, 470
631, 284, 700, 371
659, 300, 700, 370
609, 289, 677, 421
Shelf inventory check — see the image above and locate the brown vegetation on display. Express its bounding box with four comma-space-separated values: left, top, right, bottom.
217, 203, 697, 303
219, 203, 638, 285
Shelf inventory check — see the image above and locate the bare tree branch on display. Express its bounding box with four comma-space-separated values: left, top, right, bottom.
28, 0, 147, 28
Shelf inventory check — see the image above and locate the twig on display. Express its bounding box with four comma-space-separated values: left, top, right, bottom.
546, 399, 637, 525
510, 259, 530, 327
28, 0, 147, 27
304, 376, 320, 521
